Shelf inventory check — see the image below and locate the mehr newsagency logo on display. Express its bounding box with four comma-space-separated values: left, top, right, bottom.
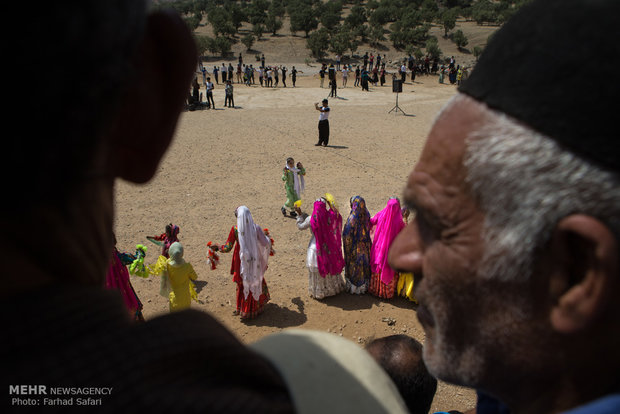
9, 385, 113, 407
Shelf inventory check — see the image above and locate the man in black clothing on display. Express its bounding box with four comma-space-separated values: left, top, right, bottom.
314, 99, 330, 146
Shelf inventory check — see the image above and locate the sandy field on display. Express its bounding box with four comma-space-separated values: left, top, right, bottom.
111, 14, 500, 413
114, 69, 477, 412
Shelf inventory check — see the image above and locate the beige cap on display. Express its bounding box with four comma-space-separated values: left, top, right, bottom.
250, 329, 409, 414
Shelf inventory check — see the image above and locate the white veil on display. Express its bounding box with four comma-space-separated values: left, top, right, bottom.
236, 206, 270, 300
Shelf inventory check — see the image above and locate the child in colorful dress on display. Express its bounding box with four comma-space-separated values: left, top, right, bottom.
368, 198, 406, 299
342, 195, 372, 294
146, 223, 180, 257
295, 195, 346, 299
106, 234, 145, 321
150, 241, 198, 312
281, 157, 305, 217
210, 206, 273, 319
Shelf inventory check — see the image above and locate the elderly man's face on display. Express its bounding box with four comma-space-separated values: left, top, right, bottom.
390, 100, 506, 386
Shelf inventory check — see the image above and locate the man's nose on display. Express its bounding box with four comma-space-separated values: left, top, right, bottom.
389, 222, 423, 275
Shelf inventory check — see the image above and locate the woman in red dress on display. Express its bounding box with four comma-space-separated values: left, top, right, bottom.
216, 206, 272, 319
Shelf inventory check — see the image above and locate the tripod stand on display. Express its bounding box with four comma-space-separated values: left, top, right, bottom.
388, 92, 407, 115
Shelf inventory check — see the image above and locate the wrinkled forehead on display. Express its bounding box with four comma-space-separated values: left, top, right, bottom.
414, 95, 487, 184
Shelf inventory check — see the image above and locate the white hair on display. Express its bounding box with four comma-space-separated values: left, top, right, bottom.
452, 93, 620, 283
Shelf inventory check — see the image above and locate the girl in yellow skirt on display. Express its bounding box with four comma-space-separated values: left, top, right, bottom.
150, 242, 199, 312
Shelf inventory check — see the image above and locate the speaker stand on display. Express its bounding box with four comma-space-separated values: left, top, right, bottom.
388, 92, 407, 115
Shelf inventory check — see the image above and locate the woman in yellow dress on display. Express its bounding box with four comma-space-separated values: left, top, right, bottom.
151, 242, 198, 311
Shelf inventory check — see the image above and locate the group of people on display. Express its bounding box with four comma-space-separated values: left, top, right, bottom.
437, 56, 467, 85
188, 61, 301, 110
8, 1, 620, 413
294, 195, 417, 303
203, 60, 300, 89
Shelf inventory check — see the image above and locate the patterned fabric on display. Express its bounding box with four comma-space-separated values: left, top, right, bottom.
370, 199, 405, 286
310, 199, 345, 278
342, 196, 371, 291
369, 272, 399, 299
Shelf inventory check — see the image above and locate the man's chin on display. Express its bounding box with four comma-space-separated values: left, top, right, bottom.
422, 336, 484, 389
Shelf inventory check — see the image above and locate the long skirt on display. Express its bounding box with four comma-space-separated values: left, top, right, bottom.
308, 270, 345, 299
369, 272, 399, 299
235, 278, 270, 319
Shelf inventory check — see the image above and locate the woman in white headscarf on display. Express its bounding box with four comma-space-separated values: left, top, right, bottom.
216, 206, 272, 319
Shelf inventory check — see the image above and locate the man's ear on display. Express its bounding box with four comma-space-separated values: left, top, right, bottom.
548, 215, 618, 333
108, 10, 197, 183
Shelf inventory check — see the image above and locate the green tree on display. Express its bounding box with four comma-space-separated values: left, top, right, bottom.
229, 3, 247, 31
306, 27, 330, 58
452, 29, 468, 50
184, 15, 201, 31
320, 7, 342, 31
242, 33, 255, 51
471, 0, 498, 25
215, 36, 233, 56
252, 23, 266, 40
344, 4, 367, 28
420, 0, 439, 22
369, 24, 385, 47
246, 0, 268, 25
194, 35, 211, 57
442, 8, 458, 37
269, 0, 286, 17
289, 2, 318, 37
208, 7, 236, 37
425, 37, 442, 59
330, 27, 354, 56
265, 13, 283, 35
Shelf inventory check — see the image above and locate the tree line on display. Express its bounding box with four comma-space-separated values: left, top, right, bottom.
154, 0, 533, 61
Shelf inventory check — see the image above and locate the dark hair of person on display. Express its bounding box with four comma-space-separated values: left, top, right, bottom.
366, 335, 438, 414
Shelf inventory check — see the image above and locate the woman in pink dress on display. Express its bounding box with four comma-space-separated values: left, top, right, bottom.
368, 198, 405, 299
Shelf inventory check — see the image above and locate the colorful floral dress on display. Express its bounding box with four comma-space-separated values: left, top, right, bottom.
342, 196, 371, 294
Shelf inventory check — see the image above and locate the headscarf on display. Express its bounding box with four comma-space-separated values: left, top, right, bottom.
342, 196, 371, 286
343, 196, 370, 245
286, 164, 305, 197
370, 198, 405, 285
310, 199, 345, 277
168, 242, 185, 266
236, 206, 270, 300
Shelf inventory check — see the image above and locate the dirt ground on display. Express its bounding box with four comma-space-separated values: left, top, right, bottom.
113, 16, 499, 413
